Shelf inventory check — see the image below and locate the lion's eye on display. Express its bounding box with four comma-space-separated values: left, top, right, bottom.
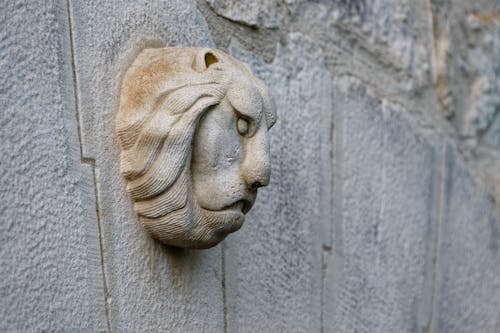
237, 117, 249, 136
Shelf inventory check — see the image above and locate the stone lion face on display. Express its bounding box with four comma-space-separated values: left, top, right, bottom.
116, 47, 276, 249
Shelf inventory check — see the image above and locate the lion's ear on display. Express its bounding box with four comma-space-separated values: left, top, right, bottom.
192, 48, 219, 72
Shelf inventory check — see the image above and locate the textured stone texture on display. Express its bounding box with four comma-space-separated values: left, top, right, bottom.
441, 9, 500, 148
463, 12, 500, 147
68, 1, 224, 331
0, 1, 106, 331
206, 0, 281, 28
223, 34, 332, 333
436, 4, 500, 200
324, 77, 440, 333
460, 11, 500, 203
290, 0, 432, 93
434, 146, 500, 333
330, 0, 429, 79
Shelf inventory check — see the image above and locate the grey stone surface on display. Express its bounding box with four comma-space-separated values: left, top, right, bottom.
206, 0, 281, 28
434, 145, 500, 333
0, 1, 106, 331
460, 12, 500, 147
291, 0, 432, 92
324, 77, 440, 333
333, 0, 431, 85
223, 34, 332, 333
196, 0, 280, 63
431, 3, 500, 221
440, 8, 500, 148
68, 1, 224, 331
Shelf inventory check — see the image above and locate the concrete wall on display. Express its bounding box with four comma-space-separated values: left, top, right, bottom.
1, 0, 499, 332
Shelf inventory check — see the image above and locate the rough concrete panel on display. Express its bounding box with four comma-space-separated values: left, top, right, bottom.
68, 1, 224, 331
0, 1, 106, 331
206, 0, 281, 28
223, 33, 332, 333
434, 145, 500, 333
324, 77, 439, 333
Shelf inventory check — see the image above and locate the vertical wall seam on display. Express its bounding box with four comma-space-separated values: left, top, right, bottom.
320, 249, 327, 333
327, 84, 345, 333
221, 244, 228, 333
431, 141, 447, 333
423, 140, 446, 333
64, 1, 112, 331
321, 82, 338, 333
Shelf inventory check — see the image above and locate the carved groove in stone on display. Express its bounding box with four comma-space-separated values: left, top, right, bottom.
116, 47, 276, 249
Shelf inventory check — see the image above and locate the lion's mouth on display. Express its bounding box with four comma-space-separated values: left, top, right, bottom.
220, 199, 252, 214
200, 194, 255, 215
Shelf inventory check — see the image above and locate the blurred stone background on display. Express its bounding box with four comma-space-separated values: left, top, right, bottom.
1, 0, 499, 332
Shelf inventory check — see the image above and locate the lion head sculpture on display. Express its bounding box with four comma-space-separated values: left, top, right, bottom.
116, 47, 276, 249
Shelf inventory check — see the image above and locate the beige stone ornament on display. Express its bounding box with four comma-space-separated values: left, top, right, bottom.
116, 47, 276, 249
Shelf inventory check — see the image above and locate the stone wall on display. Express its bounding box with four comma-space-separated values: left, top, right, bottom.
1, 0, 499, 332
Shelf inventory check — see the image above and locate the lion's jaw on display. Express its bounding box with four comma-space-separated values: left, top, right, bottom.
140, 178, 247, 249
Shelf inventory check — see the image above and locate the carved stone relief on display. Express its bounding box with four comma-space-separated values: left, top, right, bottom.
116, 47, 276, 249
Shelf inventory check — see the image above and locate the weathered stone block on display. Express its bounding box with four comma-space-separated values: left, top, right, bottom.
451, 11, 500, 148
206, 0, 281, 28
295, 0, 431, 89
435, 145, 500, 333
0, 1, 106, 331
434, 4, 500, 223
324, 77, 440, 333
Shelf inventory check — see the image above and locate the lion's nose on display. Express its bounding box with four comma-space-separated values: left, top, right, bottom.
245, 161, 270, 190
249, 169, 270, 190
241, 132, 271, 190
